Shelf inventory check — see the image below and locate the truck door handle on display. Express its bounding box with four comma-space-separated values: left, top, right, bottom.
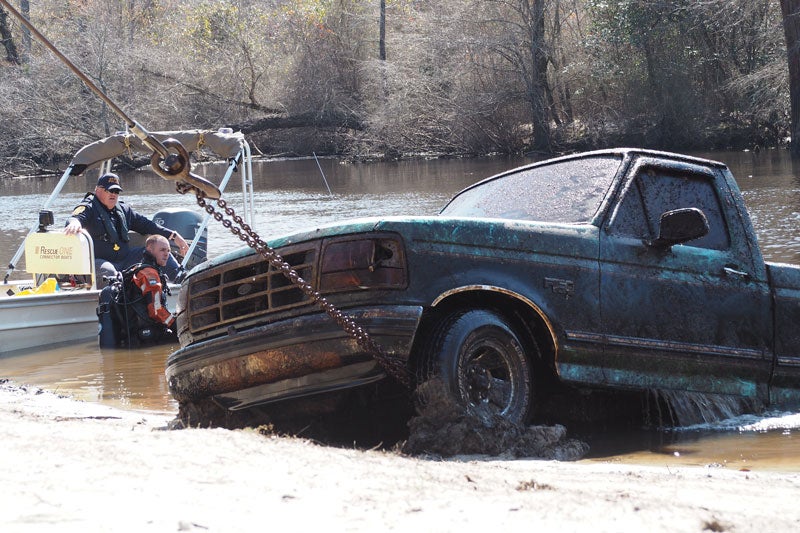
723, 266, 750, 280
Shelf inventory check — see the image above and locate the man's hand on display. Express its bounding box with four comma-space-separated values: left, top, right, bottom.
172, 232, 190, 256
64, 218, 82, 235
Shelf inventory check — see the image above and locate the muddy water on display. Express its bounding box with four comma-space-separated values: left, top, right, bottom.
2, 149, 800, 468
0, 340, 176, 413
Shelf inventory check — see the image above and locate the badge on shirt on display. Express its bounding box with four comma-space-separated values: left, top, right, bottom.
72, 206, 86, 216
113, 244, 120, 251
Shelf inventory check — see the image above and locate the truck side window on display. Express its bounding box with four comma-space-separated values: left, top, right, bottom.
610, 168, 730, 250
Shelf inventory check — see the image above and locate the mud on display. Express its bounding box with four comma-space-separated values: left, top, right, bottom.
172, 380, 589, 459
173, 383, 414, 446
402, 379, 589, 459
173, 377, 773, 461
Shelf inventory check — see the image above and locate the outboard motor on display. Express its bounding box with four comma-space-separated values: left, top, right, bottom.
152, 208, 207, 269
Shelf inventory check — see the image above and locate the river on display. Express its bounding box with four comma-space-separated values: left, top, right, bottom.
1, 148, 799, 470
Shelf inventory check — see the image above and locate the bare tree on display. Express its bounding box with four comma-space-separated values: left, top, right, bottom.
466, 0, 554, 153
0, 0, 793, 172
782, 0, 800, 153
379, 0, 386, 60
20, 0, 30, 61
0, 5, 19, 64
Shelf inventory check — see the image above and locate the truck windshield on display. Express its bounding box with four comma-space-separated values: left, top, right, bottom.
440, 155, 622, 223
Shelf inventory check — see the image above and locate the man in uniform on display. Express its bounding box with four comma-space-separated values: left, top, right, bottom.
64, 173, 190, 282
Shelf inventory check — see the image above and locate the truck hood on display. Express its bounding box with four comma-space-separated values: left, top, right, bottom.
190, 215, 599, 274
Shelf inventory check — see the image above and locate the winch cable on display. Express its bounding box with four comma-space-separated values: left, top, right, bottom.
3, 1, 411, 387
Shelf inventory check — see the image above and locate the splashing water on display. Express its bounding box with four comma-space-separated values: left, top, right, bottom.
648, 389, 764, 428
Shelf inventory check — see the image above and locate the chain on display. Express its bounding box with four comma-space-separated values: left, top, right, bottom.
176, 182, 411, 387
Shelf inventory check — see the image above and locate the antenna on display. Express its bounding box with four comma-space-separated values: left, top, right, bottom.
313, 152, 334, 197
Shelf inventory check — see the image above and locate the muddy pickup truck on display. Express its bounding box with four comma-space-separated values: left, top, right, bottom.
166, 148, 800, 426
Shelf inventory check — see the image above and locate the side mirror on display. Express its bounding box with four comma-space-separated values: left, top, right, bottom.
647, 207, 709, 248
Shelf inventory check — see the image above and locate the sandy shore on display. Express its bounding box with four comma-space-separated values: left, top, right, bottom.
2, 380, 799, 532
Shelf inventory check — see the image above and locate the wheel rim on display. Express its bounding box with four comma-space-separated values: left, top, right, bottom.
460, 338, 518, 417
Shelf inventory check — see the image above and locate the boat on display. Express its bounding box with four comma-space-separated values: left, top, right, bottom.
0, 129, 253, 354
1, 227, 99, 352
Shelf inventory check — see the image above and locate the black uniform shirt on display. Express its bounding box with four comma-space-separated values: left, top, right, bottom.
69, 194, 173, 263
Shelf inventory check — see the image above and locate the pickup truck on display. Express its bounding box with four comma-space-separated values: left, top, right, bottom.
166, 148, 800, 426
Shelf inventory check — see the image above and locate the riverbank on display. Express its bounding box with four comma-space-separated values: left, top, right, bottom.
2, 380, 799, 532
1, 131, 789, 181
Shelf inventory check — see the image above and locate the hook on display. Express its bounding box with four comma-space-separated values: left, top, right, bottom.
150, 138, 222, 199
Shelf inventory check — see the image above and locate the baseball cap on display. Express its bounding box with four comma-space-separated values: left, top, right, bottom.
97, 173, 123, 193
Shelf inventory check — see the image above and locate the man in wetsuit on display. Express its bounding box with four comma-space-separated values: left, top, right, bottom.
97, 234, 177, 347
131, 234, 177, 333
64, 173, 190, 283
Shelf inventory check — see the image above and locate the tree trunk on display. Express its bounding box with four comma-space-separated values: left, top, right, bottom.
0, 5, 20, 65
20, 0, 29, 63
528, 0, 551, 153
781, 0, 800, 154
379, 0, 386, 60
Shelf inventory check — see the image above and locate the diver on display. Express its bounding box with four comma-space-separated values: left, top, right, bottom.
98, 234, 178, 348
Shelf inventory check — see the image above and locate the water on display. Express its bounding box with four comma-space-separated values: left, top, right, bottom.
584, 419, 800, 472
0, 340, 175, 414
1, 149, 799, 469
696, 149, 800, 265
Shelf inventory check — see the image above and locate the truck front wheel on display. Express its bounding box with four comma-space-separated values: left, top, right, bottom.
424, 309, 532, 425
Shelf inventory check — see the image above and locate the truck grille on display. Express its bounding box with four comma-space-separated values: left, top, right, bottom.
186, 243, 319, 334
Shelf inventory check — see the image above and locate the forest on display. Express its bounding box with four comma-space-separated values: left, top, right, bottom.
0, 0, 792, 175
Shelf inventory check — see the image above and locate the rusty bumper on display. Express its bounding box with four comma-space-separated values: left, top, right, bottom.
166, 305, 423, 410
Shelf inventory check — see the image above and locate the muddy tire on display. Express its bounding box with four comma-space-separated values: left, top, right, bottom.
423, 309, 532, 425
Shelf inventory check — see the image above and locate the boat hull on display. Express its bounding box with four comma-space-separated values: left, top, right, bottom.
0, 288, 99, 353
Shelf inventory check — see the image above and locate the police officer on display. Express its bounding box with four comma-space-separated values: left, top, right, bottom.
64, 173, 190, 282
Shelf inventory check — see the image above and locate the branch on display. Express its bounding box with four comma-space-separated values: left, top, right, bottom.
139, 66, 282, 114
226, 110, 364, 133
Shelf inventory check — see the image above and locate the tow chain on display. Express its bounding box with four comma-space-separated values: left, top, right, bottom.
175, 182, 411, 387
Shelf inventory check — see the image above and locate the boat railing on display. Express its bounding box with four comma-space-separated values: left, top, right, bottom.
3, 129, 254, 284
183, 134, 254, 267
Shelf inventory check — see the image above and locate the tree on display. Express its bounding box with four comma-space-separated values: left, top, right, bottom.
469, 0, 554, 153
782, 0, 800, 153
582, 0, 783, 150
20, 0, 30, 61
379, 0, 386, 60
0, 5, 20, 64
0, 0, 793, 172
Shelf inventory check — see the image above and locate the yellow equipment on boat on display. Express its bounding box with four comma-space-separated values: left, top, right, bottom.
13, 277, 60, 297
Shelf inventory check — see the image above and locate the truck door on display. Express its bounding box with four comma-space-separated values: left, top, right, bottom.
598, 158, 772, 400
